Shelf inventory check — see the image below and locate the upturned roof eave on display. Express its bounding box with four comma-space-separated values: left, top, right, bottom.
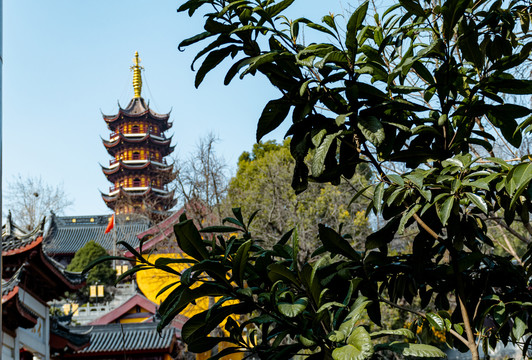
102, 160, 174, 175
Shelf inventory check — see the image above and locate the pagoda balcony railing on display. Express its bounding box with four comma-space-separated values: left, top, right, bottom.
109, 184, 169, 193
109, 158, 168, 166
110, 130, 166, 139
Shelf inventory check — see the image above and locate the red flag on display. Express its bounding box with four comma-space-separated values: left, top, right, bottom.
104, 214, 115, 234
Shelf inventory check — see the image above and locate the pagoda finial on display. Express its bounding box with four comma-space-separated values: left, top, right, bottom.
131, 51, 143, 98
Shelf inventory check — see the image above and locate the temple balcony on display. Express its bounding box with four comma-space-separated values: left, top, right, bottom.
109, 184, 169, 193
109, 158, 167, 166
109, 130, 165, 139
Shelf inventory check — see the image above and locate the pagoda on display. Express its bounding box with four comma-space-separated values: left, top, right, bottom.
101, 52, 176, 215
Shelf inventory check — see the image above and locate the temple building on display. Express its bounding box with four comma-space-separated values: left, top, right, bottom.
101, 52, 176, 216
44, 213, 149, 266
2, 214, 89, 360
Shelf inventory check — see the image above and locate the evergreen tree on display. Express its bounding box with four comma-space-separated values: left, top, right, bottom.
67, 240, 116, 303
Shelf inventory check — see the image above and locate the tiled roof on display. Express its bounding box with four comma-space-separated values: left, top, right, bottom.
2, 213, 44, 254
103, 97, 171, 125
89, 294, 158, 325
70, 322, 176, 354
44, 214, 150, 256
50, 314, 91, 352
1, 267, 22, 299
44, 252, 86, 285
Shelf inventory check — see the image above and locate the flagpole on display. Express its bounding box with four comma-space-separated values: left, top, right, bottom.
113, 214, 117, 270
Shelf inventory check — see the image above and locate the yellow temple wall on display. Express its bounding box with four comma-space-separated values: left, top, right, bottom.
136, 254, 244, 360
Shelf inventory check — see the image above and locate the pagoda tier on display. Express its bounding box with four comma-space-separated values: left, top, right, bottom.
102, 159, 173, 177
101, 52, 176, 215
101, 186, 177, 214
103, 97, 172, 132
103, 133, 173, 152
102, 133, 175, 162
102, 162, 174, 188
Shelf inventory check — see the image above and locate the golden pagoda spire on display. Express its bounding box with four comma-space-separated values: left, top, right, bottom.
131, 51, 143, 98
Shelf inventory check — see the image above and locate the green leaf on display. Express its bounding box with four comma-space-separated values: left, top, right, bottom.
315, 51, 349, 69
441, 0, 469, 41
373, 182, 385, 214
154, 257, 197, 267
339, 296, 371, 337
389, 343, 446, 358
442, 157, 464, 168
512, 312, 527, 341
317, 301, 346, 313
398, 204, 422, 234
357, 116, 385, 147
333, 327, 374, 360
175, 220, 209, 261
329, 330, 346, 342
426, 312, 445, 332
267, 263, 299, 285
178, 31, 213, 50
158, 283, 230, 330
278, 297, 308, 317
388, 174, 404, 186
487, 157, 511, 170
83, 255, 133, 274
307, 22, 337, 38
182, 303, 249, 344
195, 46, 239, 88
506, 162, 532, 196
346, 1, 369, 56
349, 185, 372, 206
276, 228, 295, 246
200, 225, 242, 233
489, 79, 532, 95
412, 61, 434, 84
399, 0, 425, 17
319, 224, 360, 260
265, 0, 296, 18
370, 328, 415, 339
115, 265, 152, 283
240, 52, 285, 77
438, 195, 454, 226
405, 172, 425, 189
312, 132, 340, 177
232, 240, 252, 287
256, 98, 291, 141
178, 0, 210, 16
465, 192, 488, 214
389, 85, 424, 94
458, 25, 483, 70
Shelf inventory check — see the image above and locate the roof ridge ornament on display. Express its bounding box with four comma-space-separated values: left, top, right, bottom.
131, 51, 143, 98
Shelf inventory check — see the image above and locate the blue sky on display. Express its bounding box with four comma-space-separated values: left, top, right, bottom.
3, 0, 353, 215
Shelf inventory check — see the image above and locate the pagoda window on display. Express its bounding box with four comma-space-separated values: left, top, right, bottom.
133, 178, 141, 187
132, 125, 140, 133
133, 151, 140, 160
